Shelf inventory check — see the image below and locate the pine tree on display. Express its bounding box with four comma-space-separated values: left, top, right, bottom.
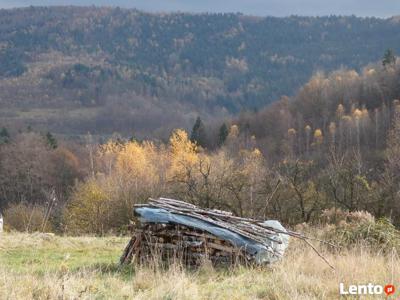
218, 123, 229, 146
190, 117, 207, 148
45, 132, 58, 149
382, 49, 396, 68
0, 127, 10, 144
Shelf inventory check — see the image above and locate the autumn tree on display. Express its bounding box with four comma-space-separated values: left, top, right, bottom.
115, 141, 162, 211
64, 179, 119, 235
0, 132, 56, 206
304, 125, 311, 157
287, 128, 297, 159
225, 124, 240, 155
324, 151, 371, 212
168, 129, 199, 202
278, 160, 324, 223
50, 147, 81, 200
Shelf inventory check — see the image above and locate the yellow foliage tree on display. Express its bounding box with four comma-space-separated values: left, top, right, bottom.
168, 129, 198, 182
353, 108, 362, 120
228, 125, 239, 139
116, 141, 158, 185
314, 129, 323, 145
241, 148, 266, 216
116, 141, 161, 205
64, 180, 113, 235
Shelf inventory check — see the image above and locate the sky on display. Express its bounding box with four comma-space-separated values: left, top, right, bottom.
0, 0, 399, 18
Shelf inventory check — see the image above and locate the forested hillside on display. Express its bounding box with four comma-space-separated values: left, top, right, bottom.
1, 57, 400, 232
0, 6, 399, 137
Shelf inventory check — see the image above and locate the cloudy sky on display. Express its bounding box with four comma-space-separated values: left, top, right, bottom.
0, 0, 399, 17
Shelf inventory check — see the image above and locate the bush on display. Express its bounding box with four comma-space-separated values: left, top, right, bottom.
3, 202, 52, 232
332, 218, 400, 251
63, 179, 128, 235
320, 208, 375, 225
319, 209, 400, 252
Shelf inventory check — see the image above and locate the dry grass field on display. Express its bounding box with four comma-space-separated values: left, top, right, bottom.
0, 232, 399, 300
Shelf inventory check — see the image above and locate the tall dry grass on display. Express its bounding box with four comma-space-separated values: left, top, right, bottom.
0, 232, 399, 299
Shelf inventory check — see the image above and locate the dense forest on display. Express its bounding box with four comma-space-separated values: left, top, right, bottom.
1, 53, 400, 233
0, 7, 400, 138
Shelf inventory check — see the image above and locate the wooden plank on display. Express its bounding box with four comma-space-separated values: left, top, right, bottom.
206, 242, 238, 254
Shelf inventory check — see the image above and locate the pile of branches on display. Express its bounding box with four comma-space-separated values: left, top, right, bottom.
120, 198, 334, 268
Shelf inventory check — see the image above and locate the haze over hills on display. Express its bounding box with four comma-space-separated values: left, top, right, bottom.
0, 6, 399, 138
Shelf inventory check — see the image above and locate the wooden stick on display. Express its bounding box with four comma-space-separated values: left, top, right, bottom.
302, 238, 335, 270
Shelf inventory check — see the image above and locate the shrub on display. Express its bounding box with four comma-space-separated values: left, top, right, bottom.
3, 202, 52, 232
320, 208, 375, 225
63, 179, 128, 235
332, 218, 400, 252
319, 209, 400, 252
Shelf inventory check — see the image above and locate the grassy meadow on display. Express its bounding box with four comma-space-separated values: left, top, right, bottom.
0, 232, 399, 299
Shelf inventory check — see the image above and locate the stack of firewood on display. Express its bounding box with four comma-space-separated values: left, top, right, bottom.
120, 198, 335, 269
121, 222, 249, 266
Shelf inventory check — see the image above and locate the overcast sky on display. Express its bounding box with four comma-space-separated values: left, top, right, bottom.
0, 0, 399, 18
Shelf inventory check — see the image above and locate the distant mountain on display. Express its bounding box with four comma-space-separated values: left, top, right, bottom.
2, 0, 400, 17
0, 7, 399, 138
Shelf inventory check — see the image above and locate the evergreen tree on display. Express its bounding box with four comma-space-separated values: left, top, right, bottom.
190, 117, 207, 148
382, 49, 396, 67
129, 132, 137, 142
218, 123, 229, 146
45, 132, 58, 149
0, 127, 10, 144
